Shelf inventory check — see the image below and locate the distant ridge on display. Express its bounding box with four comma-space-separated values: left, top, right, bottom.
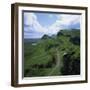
24, 29, 80, 42
24, 38, 40, 43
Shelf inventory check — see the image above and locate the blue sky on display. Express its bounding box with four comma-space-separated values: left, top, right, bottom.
24, 12, 81, 39
36, 13, 58, 27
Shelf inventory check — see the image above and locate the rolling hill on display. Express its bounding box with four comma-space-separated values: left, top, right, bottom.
24, 29, 80, 77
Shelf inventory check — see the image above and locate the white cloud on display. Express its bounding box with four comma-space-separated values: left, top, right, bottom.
24, 13, 80, 38
57, 14, 80, 26
24, 13, 37, 26
24, 13, 46, 33
48, 14, 80, 35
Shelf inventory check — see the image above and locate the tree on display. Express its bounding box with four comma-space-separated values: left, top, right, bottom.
70, 36, 80, 45
61, 51, 80, 75
57, 31, 63, 36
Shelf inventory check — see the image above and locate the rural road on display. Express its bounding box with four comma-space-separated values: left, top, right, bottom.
48, 48, 61, 75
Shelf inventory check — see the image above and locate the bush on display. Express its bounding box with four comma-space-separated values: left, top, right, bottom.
70, 36, 80, 45
61, 52, 80, 75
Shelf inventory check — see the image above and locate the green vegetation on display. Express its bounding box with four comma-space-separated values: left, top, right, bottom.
24, 29, 80, 77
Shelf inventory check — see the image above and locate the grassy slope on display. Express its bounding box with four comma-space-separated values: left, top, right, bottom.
24, 29, 80, 77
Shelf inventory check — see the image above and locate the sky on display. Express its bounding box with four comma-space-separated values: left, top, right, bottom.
24, 12, 81, 39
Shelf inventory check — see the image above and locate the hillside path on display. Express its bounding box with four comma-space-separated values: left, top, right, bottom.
48, 48, 61, 75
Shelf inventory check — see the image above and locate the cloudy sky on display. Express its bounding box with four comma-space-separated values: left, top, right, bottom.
24, 12, 81, 39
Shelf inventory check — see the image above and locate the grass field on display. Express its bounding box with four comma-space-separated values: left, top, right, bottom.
24, 29, 80, 77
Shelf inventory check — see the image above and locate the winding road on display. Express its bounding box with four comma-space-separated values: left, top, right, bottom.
48, 49, 61, 75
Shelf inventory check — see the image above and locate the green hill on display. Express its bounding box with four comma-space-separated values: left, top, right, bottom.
24, 29, 80, 77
